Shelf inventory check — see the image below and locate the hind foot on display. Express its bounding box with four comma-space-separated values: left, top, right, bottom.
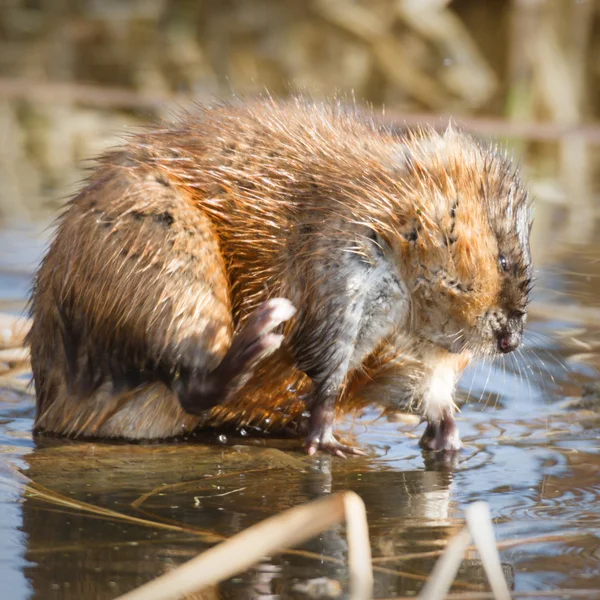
419, 412, 462, 452
176, 298, 296, 413
219, 298, 296, 381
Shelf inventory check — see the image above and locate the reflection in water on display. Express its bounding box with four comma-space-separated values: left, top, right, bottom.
18, 439, 459, 599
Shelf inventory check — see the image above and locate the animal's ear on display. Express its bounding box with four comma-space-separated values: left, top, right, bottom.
389, 131, 452, 176
389, 143, 414, 176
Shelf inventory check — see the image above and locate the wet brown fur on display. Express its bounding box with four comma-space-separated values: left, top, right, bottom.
28, 98, 532, 441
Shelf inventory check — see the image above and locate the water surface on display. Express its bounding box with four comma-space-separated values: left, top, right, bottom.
0, 219, 598, 599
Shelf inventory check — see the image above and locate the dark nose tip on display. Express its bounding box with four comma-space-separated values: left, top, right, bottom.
497, 331, 520, 354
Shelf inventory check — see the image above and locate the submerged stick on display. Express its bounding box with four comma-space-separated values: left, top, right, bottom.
114, 491, 372, 600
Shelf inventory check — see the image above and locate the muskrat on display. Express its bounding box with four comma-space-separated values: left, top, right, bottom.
28, 98, 532, 456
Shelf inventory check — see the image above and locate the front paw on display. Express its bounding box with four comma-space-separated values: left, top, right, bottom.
305, 427, 366, 458
419, 413, 462, 452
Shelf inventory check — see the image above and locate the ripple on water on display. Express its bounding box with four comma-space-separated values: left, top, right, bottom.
0, 231, 599, 597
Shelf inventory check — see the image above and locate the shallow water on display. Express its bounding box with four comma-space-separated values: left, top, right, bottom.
0, 219, 599, 599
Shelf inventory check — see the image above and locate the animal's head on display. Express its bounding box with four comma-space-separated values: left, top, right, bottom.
385, 128, 533, 356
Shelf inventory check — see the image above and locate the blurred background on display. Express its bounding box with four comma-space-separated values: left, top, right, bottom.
0, 4, 600, 598
0, 0, 599, 246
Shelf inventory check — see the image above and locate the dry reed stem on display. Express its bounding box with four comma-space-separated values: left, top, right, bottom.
344, 491, 373, 600
418, 502, 512, 600
371, 531, 586, 564
0, 376, 31, 393
0, 314, 32, 393
0, 313, 31, 350
392, 592, 600, 600
465, 502, 511, 600
25, 479, 220, 538
417, 528, 471, 600
0, 365, 30, 379
114, 491, 372, 600
396, 0, 496, 106
0, 348, 29, 363
130, 467, 273, 509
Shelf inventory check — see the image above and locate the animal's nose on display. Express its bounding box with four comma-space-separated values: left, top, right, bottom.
497, 330, 520, 353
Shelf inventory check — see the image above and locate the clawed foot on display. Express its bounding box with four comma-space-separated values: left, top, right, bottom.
176, 298, 295, 413
305, 425, 366, 458
218, 298, 296, 381
419, 413, 462, 452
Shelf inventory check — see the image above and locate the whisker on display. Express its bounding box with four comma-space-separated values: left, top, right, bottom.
494, 354, 507, 411
514, 346, 535, 401
480, 356, 495, 411
524, 334, 571, 382
463, 346, 484, 406
507, 351, 522, 402
523, 346, 554, 385
507, 344, 527, 387
524, 331, 572, 376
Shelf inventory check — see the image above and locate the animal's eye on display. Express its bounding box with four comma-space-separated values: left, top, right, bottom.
499, 254, 509, 272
